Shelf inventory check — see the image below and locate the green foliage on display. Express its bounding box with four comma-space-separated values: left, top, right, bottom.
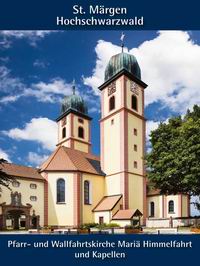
125, 225, 142, 230
105, 223, 120, 228
146, 105, 200, 198
79, 223, 98, 229
0, 159, 13, 191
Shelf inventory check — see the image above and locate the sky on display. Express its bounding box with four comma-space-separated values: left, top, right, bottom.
1, 30, 200, 215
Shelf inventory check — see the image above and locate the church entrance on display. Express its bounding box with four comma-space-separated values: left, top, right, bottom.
0, 192, 40, 230
6, 210, 26, 230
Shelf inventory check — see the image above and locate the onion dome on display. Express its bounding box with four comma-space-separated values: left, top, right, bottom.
104, 52, 141, 81
61, 82, 88, 115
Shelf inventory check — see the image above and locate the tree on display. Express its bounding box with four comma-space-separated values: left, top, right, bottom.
146, 105, 200, 198
0, 159, 13, 191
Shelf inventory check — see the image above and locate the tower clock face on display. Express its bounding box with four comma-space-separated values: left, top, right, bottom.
130, 81, 139, 95
108, 81, 116, 96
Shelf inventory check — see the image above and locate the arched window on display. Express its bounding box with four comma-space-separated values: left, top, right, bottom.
62, 127, 66, 139
57, 178, 65, 203
84, 180, 91, 204
150, 202, 155, 217
132, 95, 138, 111
109, 96, 115, 111
78, 126, 84, 139
168, 200, 174, 213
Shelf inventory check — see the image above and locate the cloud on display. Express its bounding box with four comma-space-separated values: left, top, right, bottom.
0, 66, 25, 94
83, 40, 124, 95
25, 78, 75, 103
3, 117, 57, 151
146, 120, 159, 141
0, 66, 76, 104
33, 59, 49, 69
84, 31, 200, 114
0, 30, 57, 48
0, 95, 21, 104
27, 152, 48, 167
0, 148, 11, 162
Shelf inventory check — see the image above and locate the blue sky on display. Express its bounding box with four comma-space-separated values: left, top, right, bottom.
1, 30, 200, 169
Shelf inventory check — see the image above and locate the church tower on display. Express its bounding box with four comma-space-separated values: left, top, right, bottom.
56, 82, 92, 153
99, 45, 147, 220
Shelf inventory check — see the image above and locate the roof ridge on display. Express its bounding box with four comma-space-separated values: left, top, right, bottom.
60, 146, 78, 171
41, 146, 61, 171
63, 145, 100, 158
62, 147, 79, 171
3, 162, 38, 171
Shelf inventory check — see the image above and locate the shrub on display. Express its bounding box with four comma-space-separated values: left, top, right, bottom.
105, 223, 120, 228
79, 223, 98, 229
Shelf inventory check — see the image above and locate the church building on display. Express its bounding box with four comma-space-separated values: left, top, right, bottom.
0, 46, 190, 230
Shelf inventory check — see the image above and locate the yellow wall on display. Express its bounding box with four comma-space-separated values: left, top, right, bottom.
147, 194, 188, 219
126, 79, 143, 116
102, 113, 121, 175
102, 78, 122, 117
127, 113, 144, 174
73, 115, 89, 142
182, 195, 188, 217
111, 198, 122, 216
128, 174, 144, 212
105, 174, 121, 196
111, 220, 131, 227
94, 211, 111, 224
0, 178, 44, 226
47, 172, 74, 226
147, 195, 162, 218
57, 114, 71, 144
165, 195, 179, 218
82, 173, 105, 224
57, 113, 90, 153
74, 141, 88, 153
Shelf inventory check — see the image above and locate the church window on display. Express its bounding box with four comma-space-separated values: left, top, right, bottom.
62, 127, 66, 139
150, 202, 155, 217
132, 95, 138, 111
84, 180, 91, 204
78, 126, 84, 139
134, 128, 138, 136
57, 178, 65, 203
109, 96, 115, 111
134, 144, 137, 151
78, 118, 84, 124
30, 196, 37, 201
12, 181, 20, 187
168, 200, 174, 213
111, 119, 114, 125
30, 183, 37, 189
134, 161, 138, 168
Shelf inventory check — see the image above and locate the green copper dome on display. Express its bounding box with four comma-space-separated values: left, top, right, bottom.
104, 52, 141, 81
61, 88, 88, 115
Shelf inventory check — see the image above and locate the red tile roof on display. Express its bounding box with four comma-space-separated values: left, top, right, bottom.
93, 195, 122, 212
40, 146, 105, 176
1, 162, 44, 181
112, 209, 143, 220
